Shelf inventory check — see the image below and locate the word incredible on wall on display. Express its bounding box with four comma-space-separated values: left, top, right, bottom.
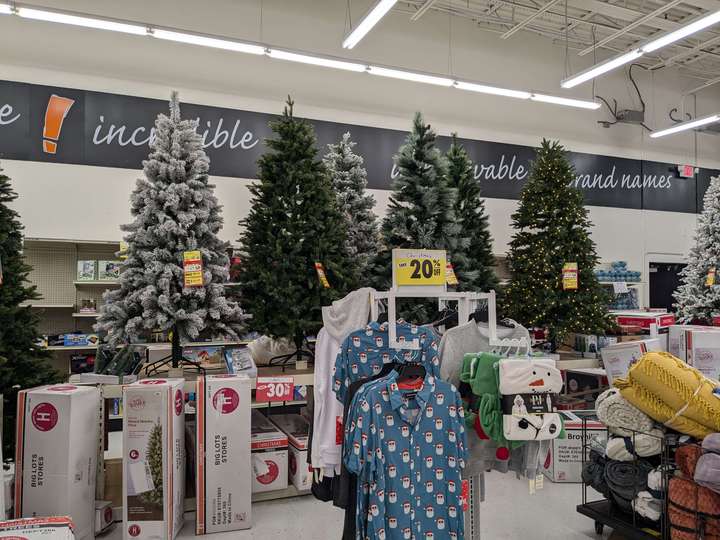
0, 79, 716, 214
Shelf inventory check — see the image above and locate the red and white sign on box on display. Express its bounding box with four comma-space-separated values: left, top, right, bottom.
613, 310, 676, 329
255, 376, 294, 402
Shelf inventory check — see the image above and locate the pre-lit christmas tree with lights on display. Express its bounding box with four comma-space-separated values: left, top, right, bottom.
674, 176, 720, 322
446, 134, 498, 292
503, 140, 612, 349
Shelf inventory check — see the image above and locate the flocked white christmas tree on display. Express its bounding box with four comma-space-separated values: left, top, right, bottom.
674, 176, 720, 323
323, 132, 380, 279
96, 92, 244, 364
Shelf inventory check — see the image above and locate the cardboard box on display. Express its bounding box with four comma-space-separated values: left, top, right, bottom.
250, 410, 288, 493
0, 517, 76, 540
669, 325, 720, 362
95, 500, 114, 534
613, 310, 676, 329
543, 411, 607, 483
196, 375, 252, 535
76, 260, 97, 281
123, 379, 185, 540
97, 260, 121, 281
270, 414, 311, 491
563, 369, 608, 400
14, 385, 100, 540
685, 328, 720, 380
600, 339, 663, 384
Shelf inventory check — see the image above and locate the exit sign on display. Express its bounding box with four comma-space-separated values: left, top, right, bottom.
678, 164, 696, 178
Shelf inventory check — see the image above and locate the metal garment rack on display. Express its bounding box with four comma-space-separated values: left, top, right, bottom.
369, 288, 526, 540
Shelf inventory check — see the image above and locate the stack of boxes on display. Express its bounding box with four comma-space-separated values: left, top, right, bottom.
250, 410, 289, 493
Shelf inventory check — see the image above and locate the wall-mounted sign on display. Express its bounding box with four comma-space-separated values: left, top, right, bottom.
0, 79, 717, 214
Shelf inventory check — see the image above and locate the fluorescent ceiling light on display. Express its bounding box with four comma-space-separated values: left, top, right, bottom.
0, 4, 12, 15
268, 49, 366, 72
530, 93, 601, 110
650, 113, 720, 138
562, 49, 643, 89
152, 29, 265, 55
455, 81, 531, 100
368, 66, 454, 87
17, 7, 147, 35
643, 10, 720, 53
343, 0, 397, 49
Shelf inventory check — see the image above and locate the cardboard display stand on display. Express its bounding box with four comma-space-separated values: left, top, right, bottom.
196, 374, 252, 535
14, 385, 101, 540
122, 379, 185, 540
0, 517, 77, 540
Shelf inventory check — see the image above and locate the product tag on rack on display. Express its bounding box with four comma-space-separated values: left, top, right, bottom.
562, 262, 578, 290
314, 262, 331, 288
183, 250, 203, 287
535, 474, 544, 490
119, 241, 129, 260
460, 479, 469, 511
256, 376, 294, 402
529, 478, 536, 495
707, 267, 716, 287
613, 281, 629, 294
445, 261, 459, 286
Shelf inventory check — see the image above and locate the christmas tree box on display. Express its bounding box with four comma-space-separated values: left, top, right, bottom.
670, 325, 720, 362
123, 379, 185, 540
0, 517, 77, 540
76, 260, 97, 281
14, 385, 101, 540
94, 500, 114, 535
600, 339, 663, 385
685, 329, 720, 380
195, 375, 252, 535
250, 410, 288, 493
97, 260, 121, 281
613, 310, 676, 329
269, 414, 311, 491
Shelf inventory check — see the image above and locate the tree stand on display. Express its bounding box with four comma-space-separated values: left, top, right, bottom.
268, 335, 315, 369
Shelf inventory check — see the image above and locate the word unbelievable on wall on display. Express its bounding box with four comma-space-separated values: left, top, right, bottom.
0, 79, 715, 214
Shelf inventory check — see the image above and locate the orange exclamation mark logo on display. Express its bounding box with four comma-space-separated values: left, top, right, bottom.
42, 95, 75, 154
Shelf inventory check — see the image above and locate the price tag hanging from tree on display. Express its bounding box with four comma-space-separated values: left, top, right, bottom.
562, 262, 578, 290
315, 262, 331, 288
707, 267, 716, 287
183, 250, 203, 287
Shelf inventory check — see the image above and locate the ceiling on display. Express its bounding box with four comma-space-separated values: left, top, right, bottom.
396, 0, 720, 92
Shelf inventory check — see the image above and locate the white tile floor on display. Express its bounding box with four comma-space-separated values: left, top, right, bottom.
105, 472, 611, 539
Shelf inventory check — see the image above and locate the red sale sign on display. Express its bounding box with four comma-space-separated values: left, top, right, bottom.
255, 376, 294, 402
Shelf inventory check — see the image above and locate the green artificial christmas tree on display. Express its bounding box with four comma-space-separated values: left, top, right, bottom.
674, 176, 720, 322
446, 134, 499, 293
238, 98, 353, 354
323, 132, 380, 279
142, 423, 164, 506
373, 113, 465, 321
503, 140, 612, 349
0, 167, 60, 456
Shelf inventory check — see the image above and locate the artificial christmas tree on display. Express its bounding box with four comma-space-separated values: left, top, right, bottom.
503, 140, 612, 349
373, 113, 465, 321
96, 93, 244, 366
142, 423, 164, 506
446, 134, 498, 292
323, 132, 380, 279
0, 166, 59, 455
674, 176, 720, 323
238, 98, 353, 356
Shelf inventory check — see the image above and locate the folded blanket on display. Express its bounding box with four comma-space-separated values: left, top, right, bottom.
498, 358, 563, 395
696, 452, 720, 495
605, 428, 664, 461
503, 413, 562, 441
604, 459, 653, 511
669, 476, 720, 540
647, 466, 667, 499
596, 388, 655, 437
705, 433, 720, 453
583, 450, 612, 499
633, 490, 662, 521
614, 352, 720, 439
676, 444, 703, 478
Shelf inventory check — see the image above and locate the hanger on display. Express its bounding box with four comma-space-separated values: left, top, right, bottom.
397, 362, 426, 387
471, 304, 514, 328
432, 308, 458, 328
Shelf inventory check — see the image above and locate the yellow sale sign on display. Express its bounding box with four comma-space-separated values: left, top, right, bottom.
394, 249, 446, 286
183, 250, 203, 287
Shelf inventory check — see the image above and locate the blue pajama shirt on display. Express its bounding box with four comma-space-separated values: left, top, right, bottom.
333, 321, 441, 404
345, 371, 468, 540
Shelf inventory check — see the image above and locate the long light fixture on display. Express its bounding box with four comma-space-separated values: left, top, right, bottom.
17, 7, 147, 35
562, 9, 720, 88
152, 29, 265, 55
343, 0, 397, 49
3, 2, 600, 110
268, 49, 367, 72
0, 4, 12, 15
650, 113, 720, 138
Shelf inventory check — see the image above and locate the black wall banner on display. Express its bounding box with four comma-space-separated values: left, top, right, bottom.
0, 79, 716, 214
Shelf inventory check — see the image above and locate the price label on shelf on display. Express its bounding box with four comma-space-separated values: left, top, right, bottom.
393, 249, 446, 287
255, 376, 294, 403
613, 281, 629, 294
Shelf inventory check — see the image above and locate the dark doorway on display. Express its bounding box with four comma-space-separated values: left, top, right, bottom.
649, 262, 686, 311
